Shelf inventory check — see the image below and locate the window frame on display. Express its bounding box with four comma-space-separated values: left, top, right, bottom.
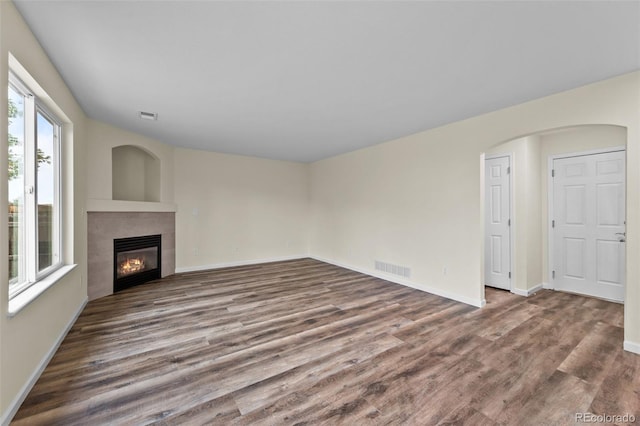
8, 72, 63, 300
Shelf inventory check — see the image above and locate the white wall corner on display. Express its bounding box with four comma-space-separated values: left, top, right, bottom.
511, 284, 543, 297
311, 256, 485, 308
623, 340, 640, 355
1, 298, 87, 426
527, 283, 544, 296
175, 255, 308, 274
510, 288, 528, 297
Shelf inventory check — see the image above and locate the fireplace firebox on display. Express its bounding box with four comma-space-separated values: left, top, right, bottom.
113, 234, 161, 292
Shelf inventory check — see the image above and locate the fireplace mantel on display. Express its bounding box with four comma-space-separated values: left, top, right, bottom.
87, 198, 177, 213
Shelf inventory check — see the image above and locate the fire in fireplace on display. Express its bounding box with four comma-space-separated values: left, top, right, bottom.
116, 247, 157, 279
113, 235, 161, 292
119, 256, 145, 277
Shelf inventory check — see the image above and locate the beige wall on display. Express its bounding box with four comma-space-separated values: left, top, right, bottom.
525, 137, 543, 289
310, 128, 493, 306
308, 72, 640, 349
1, 1, 88, 419
174, 148, 309, 270
86, 120, 311, 272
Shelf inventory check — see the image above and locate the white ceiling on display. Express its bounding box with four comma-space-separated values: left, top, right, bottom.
14, 1, 640, 162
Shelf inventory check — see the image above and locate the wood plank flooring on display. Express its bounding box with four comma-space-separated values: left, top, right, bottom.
12, 258, 639, 425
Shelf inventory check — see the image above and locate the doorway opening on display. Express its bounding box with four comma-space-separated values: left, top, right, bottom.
549, 148, 626, 302
484, 154, 512, 291
481, 125, 627, 303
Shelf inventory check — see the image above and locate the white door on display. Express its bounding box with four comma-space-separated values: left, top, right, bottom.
552, 150, 626, 302
484, 156, 511, 290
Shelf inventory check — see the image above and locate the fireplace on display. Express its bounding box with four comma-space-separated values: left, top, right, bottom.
113, 234, 161, 292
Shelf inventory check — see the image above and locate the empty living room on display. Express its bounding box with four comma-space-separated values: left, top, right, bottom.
1, 1, 639, 425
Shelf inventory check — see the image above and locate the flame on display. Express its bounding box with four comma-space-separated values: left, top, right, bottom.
119, 257, 145, 276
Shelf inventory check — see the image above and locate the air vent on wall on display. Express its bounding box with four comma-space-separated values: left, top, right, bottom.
138, 111, 158, 121
375, 260, 411, 278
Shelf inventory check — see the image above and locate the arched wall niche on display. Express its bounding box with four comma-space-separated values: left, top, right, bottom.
112, 144, 161, 202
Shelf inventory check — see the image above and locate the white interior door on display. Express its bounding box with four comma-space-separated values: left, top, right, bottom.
552, 150, 626, 302
484, 156, 511, 290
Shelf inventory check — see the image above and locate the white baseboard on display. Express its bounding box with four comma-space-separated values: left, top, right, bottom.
175, 255, 309, 274
511, 283, 544, 297
542, 282, 553, 289
623, 340, 640, 355
1, 298, 87, 426
311, 256, 485, 308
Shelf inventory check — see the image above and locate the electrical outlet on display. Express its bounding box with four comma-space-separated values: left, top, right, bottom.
443, 267, 447, 276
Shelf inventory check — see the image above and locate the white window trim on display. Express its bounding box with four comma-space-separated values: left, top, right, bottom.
8, 71, 65, 304
35, 104, 63, 280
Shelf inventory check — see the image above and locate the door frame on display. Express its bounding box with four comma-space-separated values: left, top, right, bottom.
547, 146, 626, 298
484, 153, 514, 292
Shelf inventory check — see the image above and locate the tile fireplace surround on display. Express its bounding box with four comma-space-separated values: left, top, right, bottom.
87, 212, 175, 300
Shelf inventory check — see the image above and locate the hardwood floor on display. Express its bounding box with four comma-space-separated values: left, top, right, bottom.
13, 258, 639, 425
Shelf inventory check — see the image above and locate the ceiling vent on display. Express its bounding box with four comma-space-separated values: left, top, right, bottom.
138, 111, 158, 121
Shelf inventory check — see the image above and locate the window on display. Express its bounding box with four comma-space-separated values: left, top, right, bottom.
8, 73, 62, 299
